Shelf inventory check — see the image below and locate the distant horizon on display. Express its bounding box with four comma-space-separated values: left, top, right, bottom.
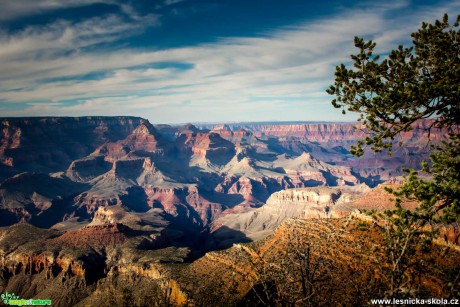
0, 115, 358, 126
0, 0, 458, 122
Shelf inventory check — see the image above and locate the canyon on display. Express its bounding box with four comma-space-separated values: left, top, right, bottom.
0, 116, 455, 306
1, 117, 440, 237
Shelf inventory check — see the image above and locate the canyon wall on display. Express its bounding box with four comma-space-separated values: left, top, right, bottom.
0, 117, 143, 177
201, 120, 444, 145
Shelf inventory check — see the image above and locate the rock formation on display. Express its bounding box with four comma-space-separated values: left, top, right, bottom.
0, 117, 143, 179
200, 119, 445, 183
212, 185, 369, 244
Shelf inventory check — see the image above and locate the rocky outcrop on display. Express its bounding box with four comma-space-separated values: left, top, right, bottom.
0, 224, 101, 305
347, 182, 419, 211
212, 186, 369, 243
71, 157, 169, 216
76, 262, 188, 306
48, 222, 167, 253
0, 121, 21, 168
265, 187, 342, 208
175, 131, 235, 167
177, 123, 201, 135
0, 173, 88, 226
145, 185, 238, 228
93, 120, 165, 160
215, 176, 290, 204
66, 156, 112, 183
274, 152, 359, 186
0, 222, 187, 306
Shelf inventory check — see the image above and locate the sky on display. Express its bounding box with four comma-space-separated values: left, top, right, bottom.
0, 0, 458, 124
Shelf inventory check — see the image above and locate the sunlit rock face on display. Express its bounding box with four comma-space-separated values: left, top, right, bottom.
212, 185, 370, 243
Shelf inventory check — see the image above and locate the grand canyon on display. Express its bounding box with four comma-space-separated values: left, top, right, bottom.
0, 116, 457, 306
1, 0, 459, 305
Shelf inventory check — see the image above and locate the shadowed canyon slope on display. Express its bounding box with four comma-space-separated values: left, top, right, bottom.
0, 117, 143, 179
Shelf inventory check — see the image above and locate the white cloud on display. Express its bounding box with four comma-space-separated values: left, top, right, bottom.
0, 14, 157, 60
0, 0, 119, 21
0, 0, 459, 123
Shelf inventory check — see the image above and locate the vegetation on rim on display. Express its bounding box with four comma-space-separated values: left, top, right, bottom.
327, 13, 460, 298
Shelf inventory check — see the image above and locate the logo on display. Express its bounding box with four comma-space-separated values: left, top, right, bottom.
1, 292, 51, 306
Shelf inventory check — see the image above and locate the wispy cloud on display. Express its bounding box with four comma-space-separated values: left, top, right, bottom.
0, 11, 160, 86
0, 15, 157, 60
0, 0, 118, 21
155, 0, 187, 10
164, 0, 186, 6
0, 0, 459, 123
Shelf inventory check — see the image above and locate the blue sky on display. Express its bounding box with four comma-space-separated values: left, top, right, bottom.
0, 0, 458, 123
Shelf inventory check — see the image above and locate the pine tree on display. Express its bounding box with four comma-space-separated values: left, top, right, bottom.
327, 13, 460, 222
327, 13, 460, 298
